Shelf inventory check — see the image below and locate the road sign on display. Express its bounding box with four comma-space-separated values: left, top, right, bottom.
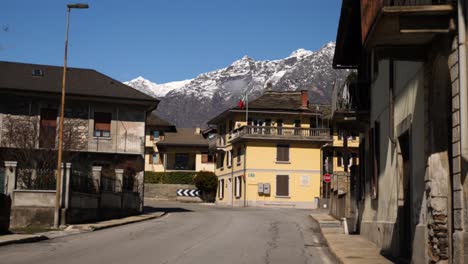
323, 173, 332, 183
176, 189, 200, 197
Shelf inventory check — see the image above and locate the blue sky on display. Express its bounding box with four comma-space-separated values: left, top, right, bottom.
1, 0, 341, 83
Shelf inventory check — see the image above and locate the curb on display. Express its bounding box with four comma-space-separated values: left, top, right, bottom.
0, 235, 48, 247
87, 212, 167, 231
308, 214, 343, 264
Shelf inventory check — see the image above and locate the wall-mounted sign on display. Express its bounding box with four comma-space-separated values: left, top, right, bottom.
324, 173, 332, 183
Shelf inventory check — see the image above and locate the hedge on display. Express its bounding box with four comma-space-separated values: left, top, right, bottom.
144, 171, 196, 185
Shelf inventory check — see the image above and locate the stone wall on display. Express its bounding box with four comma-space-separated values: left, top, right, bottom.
145, 184, 201, 202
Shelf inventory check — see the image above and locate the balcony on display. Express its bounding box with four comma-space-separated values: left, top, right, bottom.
331, 77, 369, 126
230, 126, 331, 143
208, 134, 227, 151
360, 0, 454, 46
88, 133, 144, 155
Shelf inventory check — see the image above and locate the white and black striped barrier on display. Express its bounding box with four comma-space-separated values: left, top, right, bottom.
177, 189, 200, 197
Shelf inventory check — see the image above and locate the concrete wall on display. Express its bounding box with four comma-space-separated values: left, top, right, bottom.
12, 190, 55, 207
360, 59, 427, 258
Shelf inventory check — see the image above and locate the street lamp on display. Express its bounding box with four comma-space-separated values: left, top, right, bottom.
54, 3, 89, 228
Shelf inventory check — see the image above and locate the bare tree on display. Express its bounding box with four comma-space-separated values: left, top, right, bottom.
0, 114, 87, 189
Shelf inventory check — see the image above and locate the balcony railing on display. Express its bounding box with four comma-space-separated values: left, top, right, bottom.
88, 133, 144, 154
360, 0, 454, 43
208, 134, 226, 150
230, 126, 331, 141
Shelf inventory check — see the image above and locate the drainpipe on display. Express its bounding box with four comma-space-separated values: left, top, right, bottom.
459, 0, 468, 176
244, 143, 247, 207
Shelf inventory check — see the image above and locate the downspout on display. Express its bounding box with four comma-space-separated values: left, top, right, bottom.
244, 143, 247, 207
459, 0, 468, 178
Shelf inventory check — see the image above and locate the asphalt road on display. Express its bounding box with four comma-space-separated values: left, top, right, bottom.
0, 201, 336, 264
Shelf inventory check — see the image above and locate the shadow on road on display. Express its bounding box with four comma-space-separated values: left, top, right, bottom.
144, 206, 193, 214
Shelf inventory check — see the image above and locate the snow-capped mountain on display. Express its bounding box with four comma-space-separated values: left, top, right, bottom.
125, 42, 347, 127
124, 76, 190, 98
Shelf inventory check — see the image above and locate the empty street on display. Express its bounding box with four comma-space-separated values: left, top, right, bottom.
0, 201, 335, 264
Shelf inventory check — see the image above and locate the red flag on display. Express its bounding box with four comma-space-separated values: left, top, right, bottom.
238, 95, 246, 109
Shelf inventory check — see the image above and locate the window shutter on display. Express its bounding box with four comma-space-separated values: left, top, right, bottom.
277, 145, 289, 161
276, 175, 289, 196
149, 154, 153, 164
202, 154, 209, 163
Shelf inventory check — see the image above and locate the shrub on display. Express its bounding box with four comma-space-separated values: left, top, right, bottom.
194, 171, 218, 202
144, 171, 195, 184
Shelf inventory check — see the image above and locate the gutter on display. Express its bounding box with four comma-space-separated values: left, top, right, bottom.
459, 1, 468, 174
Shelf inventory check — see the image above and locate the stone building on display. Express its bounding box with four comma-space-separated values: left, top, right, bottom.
333, 0, 468, 263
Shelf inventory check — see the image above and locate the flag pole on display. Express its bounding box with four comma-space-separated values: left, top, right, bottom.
245, 92, 249, 125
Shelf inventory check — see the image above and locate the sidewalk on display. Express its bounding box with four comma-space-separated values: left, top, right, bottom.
310, 213, 394, 264
0, 211, 166, 247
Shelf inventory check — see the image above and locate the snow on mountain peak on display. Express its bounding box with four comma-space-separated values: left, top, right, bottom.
124, 76, 190, 98
289, 48, 314, 59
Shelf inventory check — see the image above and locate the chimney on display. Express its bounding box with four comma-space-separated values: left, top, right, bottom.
195, 126, 201, 134
300, 90, 309, 109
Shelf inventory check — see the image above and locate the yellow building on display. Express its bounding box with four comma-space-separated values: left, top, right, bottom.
145, 112, 215, 173
207, 90, 331, 208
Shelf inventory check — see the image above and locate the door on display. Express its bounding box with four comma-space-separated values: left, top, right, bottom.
398, 131, 412, 259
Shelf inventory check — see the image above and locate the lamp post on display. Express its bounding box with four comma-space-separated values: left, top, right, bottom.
54, 3, 89, 228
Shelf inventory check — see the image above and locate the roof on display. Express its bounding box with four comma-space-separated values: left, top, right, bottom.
0, 61, 159, 104
208, 90, 325, 124
146, 111, 177, 132
333, 0, 361, 69
157, 128, 208, 147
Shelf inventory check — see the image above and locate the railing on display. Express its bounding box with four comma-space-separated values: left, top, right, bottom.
208, 134, 226, 150
360, 0, 454, 43
70, 170, 98, 194
230, 126, 330, 141
101, 176, 121, 193
122, 176, 139, 193
88, 133, 144, 154
16, 168, 56, 190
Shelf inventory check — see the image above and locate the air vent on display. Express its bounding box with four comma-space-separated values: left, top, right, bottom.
32, 69, 44, 76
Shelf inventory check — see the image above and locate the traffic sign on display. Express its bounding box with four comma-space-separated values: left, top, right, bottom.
323, 173, 332, 183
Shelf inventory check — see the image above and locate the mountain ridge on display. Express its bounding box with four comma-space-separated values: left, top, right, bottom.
125, 42, 347, 127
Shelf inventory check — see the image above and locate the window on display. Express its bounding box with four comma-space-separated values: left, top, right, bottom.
236, 146, 242, 164
174, 153, 189, 170
338, 128, 343, 140
294, 120, 301, 135
227, 151, 232, 167
235, 176, 242, 198
151, 130, 160, 141
276, 144, 289, 162
277, 119, 283, 135
94, 112, 111, 137
217, 152, 225, 169
202, 153, 214, 163
218, 179, 225, 199
151, 152, 160, 164
32, 69, 44, 76
276, 175, 289, 196
337, 153, 342, 167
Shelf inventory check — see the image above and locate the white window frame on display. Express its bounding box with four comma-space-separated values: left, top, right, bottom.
227, 150, 232, 167
235, 176, 242, 198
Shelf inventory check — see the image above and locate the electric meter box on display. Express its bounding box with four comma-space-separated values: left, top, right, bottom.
263, 183, 271, 195
258, 183, 264, 193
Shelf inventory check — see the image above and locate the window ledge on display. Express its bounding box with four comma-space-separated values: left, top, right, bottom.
275, 196, 290, 199
275, 161, 290, 164
93, 136, 111, 140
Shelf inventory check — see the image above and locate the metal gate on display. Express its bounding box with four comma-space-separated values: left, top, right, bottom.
0, 168, 4, 194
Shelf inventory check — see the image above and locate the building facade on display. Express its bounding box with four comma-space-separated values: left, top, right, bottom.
333, 1, 467, 263
144, 114, 215, 174
208, 90, 331, 208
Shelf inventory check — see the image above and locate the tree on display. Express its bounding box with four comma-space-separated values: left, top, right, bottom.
194, 170, 218, 202
0, 114, 86, 189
